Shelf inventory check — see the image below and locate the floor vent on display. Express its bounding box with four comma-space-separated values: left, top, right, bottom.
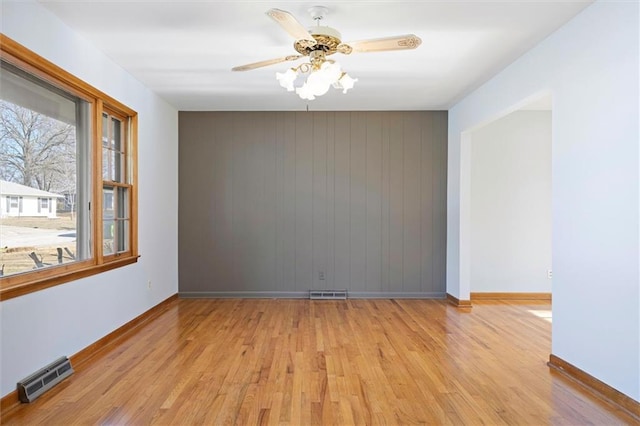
17, 357, 74, 403
310, 290, 348, 300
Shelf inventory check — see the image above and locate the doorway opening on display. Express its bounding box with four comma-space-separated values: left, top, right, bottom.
465, 94, 552, 317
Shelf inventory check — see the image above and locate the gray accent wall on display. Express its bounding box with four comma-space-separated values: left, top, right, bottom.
178, 111, 447, 297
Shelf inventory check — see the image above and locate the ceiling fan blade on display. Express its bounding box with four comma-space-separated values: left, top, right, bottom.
266, 8, 317, 48
231, 55, 303, 72
338, 34, 422, 54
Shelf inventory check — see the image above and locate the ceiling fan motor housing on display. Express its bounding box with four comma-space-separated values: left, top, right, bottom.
294, 26, 344, 56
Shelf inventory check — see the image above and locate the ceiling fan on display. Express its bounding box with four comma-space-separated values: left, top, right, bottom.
231, 6, 422, 100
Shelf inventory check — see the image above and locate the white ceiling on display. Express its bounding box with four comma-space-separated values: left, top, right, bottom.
38, 0, 592, 111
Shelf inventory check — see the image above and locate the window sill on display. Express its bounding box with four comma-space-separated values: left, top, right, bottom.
0, 255, 139, 301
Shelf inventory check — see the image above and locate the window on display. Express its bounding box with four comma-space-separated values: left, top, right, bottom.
8, 196, 18, 210
102, 111, 132, 255
0, 35, 138, 300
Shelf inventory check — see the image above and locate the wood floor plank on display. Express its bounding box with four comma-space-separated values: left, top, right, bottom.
1, 298, 637, 425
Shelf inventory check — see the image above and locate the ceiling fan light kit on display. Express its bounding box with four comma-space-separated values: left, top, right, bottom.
276, 50, 358, 101
232, 6, 421, 101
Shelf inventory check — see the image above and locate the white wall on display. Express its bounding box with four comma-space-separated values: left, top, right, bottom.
470, 111, 551, 293
447, 0, 639, 401
0, 2, 179, 397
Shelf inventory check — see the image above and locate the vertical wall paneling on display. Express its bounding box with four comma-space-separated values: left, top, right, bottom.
262, 114, 277, 291
312, 112, 328, 290
326, 113, 336, 290
215, 113, 235, 291
233, 113, 249, 289
366, 112, 383, 292
295, 112, 314, 291
388, 113, 404, 292
350, 112, 368, 291
275, 113, 284, 291
420, 113, 435, 292
434, 112, 448, 289
245, 113, 261, 290
282, 114, 297, 290
380, 113, 391, 292
179, 111, 447, 297
333, 113, 351, 289
402, 113, 423, 292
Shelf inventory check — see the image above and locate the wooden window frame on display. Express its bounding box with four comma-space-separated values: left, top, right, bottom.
0, 35, 139, 301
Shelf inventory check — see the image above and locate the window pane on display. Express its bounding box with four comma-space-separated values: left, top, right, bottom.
0, 62, 88, 277
116, 187, 129, 253
102, 186, 115, 255
117, 219, 129, 253
103, 219, 115, 255
103, 190, 113, 209
102, 115, 123, 183
112, 117, 121, 152
102, 113, 112, 182
115, 151, 123, 183
102, 149, 115, 182
103, 186, 114, 215
117, 187, 129, 220
102, 113, 108, 147
103, 186, 129, 254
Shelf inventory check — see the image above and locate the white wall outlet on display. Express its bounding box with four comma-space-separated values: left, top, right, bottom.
547, 269, 553, 279
147, 280, 152, 289
318, 271, 325, 280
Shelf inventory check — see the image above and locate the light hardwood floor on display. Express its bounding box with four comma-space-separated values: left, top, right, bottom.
2, 299, 636, 425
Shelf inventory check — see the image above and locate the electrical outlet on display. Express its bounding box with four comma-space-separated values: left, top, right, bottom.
547, 270, 553, 279
318, 271, 325, 281
147, 280, 152, 289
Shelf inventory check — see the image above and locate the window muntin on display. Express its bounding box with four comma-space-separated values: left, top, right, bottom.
0, 35, 138, 300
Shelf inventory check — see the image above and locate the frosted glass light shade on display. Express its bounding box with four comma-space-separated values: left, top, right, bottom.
306, 70, 331, 96
296, 83, 316, 100
276, 59, 356, 100
337, 73, 358, 93
276, 68, 297, 92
